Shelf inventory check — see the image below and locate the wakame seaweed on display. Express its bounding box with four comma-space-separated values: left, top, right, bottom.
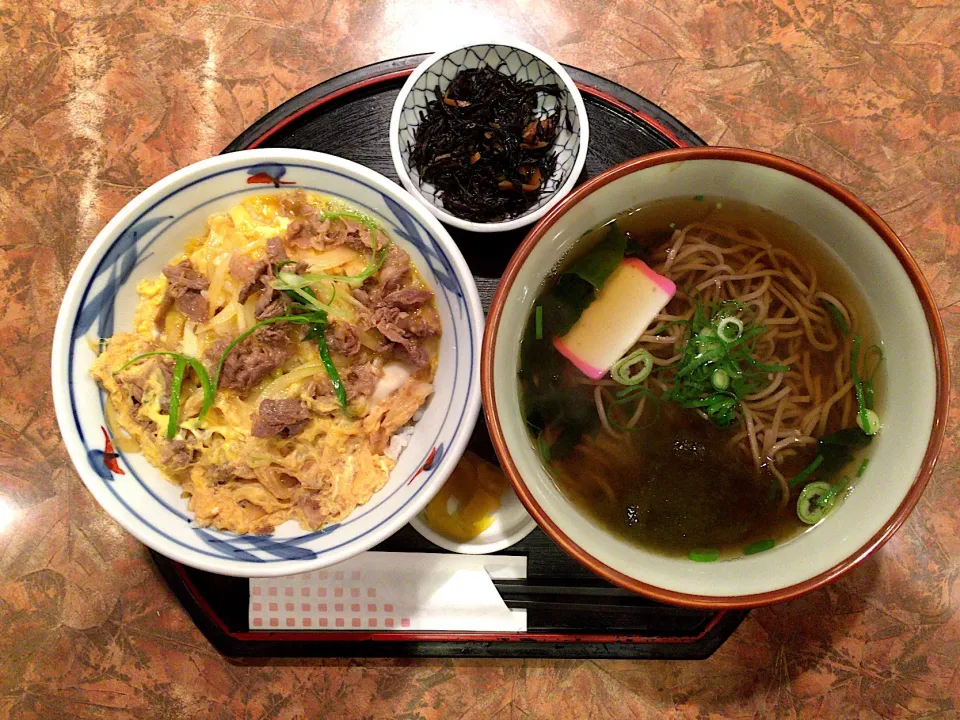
817, 427, 873, 474
566, 224, 627, 289
410, 65, 563, 222
518, 225, 630, 459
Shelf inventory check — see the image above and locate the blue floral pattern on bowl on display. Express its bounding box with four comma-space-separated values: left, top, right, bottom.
52, 150, 483, 577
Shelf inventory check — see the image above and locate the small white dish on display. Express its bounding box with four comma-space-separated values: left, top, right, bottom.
389, 40, 589, 233
410, 488, 537, 555
51, 149, 484, 578
409, 452, 537, 554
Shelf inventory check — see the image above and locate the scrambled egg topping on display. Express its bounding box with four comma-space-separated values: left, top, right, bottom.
91, 193, 439, 534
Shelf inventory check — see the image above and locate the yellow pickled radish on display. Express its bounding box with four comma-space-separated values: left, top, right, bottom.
422, 451, 508, 542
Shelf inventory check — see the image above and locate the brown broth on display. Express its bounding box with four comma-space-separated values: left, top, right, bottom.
520, 196, 882, 559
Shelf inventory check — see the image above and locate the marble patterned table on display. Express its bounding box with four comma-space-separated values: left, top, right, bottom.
1, 1, 958, 717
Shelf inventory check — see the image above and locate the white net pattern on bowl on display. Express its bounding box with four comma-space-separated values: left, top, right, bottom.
396, 44, 582, 222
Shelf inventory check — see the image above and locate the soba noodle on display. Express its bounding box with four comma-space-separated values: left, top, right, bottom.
520, 198, 881, 558
591, 221, 857, 506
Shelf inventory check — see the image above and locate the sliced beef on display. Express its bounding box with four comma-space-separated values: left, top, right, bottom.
352, 287, 375, 308
160, 439, 196, 470
284, 217, 332, 250
398, 312, 441, 338
283, 219, 307, 247
393, 342, 431, 369
237, 269, 265, 304
251, 398, 312, 438
290, 260, 309, 275
298, 496, 328, 528
174, 291, 208, 322
381, 287, 433, 310
159, 260, 209, 324
378, 245, 412, 294
231, 254, 269, 304
256, 323, 291, 346
207, 464, 236, 486
211, 325, 296, 394
254, 282, 291, 320
342, 218, 374, 252
278, 189, 312, 217
228, 253, 256, 281
372, 306, 409, 345
232, 244, 310, 308
326, 321, 361, 356
163, 260, 209, 291
345, 364, 380, 401
350, 246, 437, 369
349, 244, 430, 314
121, 374, 147, 404
372, 306, 431, 369
156, 359, 174, 413
265, 236, 288, 264
303, 363, 380, 404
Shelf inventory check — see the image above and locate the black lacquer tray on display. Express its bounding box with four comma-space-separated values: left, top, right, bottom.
151, 54, 748, 659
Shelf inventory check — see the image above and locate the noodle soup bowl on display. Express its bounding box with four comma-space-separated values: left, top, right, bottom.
482, 147, 948, 608
52, 149, 484, 578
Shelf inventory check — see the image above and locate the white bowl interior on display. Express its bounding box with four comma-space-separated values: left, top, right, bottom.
52, 150, 483, 577
392, 42, 585, 231
492, 158, 938, 598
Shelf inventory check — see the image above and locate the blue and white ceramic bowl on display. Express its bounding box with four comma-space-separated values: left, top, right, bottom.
389, 40, 589, 233
51, 149, 484, 577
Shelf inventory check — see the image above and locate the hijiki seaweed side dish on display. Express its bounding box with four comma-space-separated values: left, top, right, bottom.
410, 65, 563, 222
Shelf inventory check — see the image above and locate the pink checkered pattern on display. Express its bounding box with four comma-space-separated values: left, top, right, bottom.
249, 570, 411, 631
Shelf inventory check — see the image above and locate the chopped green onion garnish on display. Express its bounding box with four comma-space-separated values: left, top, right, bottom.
657, 294, 790, 429
711, 368, 730, 390
797, 481, 834, 524
694, 195, 704, 201
856, 408, 881, 435
120, 351, 215, 439
669, 222, 675, 229
864, 344, 884, 380
689, 548, 719, 562
535, 305, 543, 340
611, 348, 654, 386
820, 300, 850, 336
716, 316, 743, 343
167, 356, 187, 441
851, 336, 880, 435
305, 316, 348, 413
817, 475, 851, 509
789, 454, 823, 488
744, 539, 775, 555
857, 458, 869, 477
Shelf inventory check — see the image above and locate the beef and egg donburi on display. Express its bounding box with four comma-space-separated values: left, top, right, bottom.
92, 190, 441, 535
520, 197, 883, 561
